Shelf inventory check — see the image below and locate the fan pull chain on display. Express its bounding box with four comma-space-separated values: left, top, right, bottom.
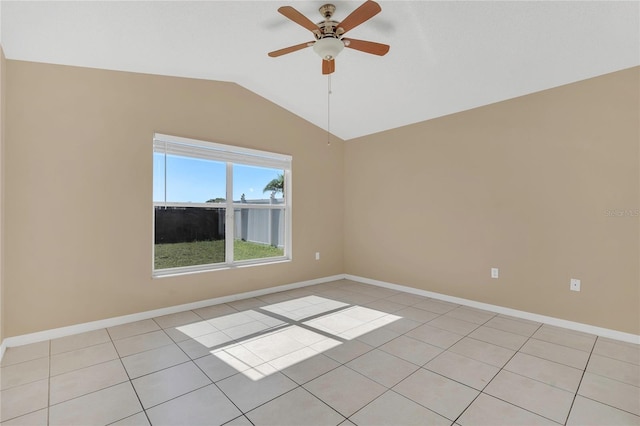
327, 74, 332, 146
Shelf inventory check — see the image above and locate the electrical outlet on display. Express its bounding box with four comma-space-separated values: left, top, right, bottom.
570, 278, 581, 292
315, 252, 320, 261
491, 268, 499, 279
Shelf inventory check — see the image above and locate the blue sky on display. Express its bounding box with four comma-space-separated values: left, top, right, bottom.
153, 154, 283, 203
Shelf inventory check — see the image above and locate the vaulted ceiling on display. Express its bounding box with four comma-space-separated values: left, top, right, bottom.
1, 1, 638, 140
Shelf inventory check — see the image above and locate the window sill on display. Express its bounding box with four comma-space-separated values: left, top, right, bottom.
152, 257, 291, 279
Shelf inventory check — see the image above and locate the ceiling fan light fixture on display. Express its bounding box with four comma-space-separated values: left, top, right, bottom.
313, 37, 344, 60
269, 0, 388, 74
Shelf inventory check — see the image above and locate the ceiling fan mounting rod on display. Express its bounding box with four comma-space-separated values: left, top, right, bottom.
319, 4, 336, 19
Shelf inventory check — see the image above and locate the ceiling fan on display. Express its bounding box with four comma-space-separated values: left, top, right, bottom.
268, 0, 390, 74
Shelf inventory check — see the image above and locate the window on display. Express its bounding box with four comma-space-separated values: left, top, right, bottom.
153, 134, 291, 276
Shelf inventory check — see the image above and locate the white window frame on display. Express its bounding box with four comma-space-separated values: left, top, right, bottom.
153, 133, 292, 277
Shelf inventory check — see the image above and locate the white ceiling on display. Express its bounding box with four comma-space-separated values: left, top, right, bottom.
1, 1, 638, 140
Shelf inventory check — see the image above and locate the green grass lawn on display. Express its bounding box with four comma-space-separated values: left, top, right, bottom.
154, 239, 284, 269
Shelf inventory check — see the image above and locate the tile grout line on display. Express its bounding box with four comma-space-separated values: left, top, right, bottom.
175, 331, 252, 425
348, 307, 494, 424
120, 289, 629, 423
581, 366, 640, 388
346, 388, 446, 425
1, 342, 53, 423
451, 321, 549, 425
107, 326, 153, 426
357, 308, 497, 424
584, 349, 640, 368
498, 361, 583, 394
47, 339, 51, 426
45, 382, 133, 413
4, 283, 638, 425
527, 334, 597, 353
573, 394, 640, 418
124, 322, 218, 416
249, 300, 395, 423
190, 367, 242, 415
563, 336, 598, 425
247, 385, 347, 426
221, 414, 255, 426
116, 290, 372, 421
276, 334, 379, 420
517, 338, 591, 364
139, 381, 213, 414
345, 358, 450, 423
113, 328, 180, 359
480, 323, 587, 425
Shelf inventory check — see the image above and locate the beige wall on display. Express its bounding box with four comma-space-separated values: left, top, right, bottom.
345, 67, 640, 334
4, 60, 344, 337
3, 60, 638, 338
0, 47, 5, 343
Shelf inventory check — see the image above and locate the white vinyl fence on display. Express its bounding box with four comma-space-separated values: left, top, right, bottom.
234, 197, 284, 248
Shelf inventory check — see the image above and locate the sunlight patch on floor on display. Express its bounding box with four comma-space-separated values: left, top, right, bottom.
173, 296, 401, 380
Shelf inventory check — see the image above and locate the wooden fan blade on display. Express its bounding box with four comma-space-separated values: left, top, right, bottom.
343, 38, 389, 56
278, 6, 320, 34
337, 0, 381, 35
322, 59, 335, 75
268, 41, 314, 57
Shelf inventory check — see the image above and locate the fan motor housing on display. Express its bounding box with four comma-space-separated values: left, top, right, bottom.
317, 20, 341, 39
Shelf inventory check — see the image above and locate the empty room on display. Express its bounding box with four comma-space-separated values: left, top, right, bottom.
0, 1, 638, 425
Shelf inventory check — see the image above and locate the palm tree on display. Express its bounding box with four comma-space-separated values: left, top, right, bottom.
263, 174, 284, 196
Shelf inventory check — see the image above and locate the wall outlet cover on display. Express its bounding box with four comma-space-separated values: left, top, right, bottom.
570, 278, 581, 292
491, 268, 499, 278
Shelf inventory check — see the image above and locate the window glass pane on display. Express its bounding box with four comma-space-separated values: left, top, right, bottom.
153, 134, 291, 275
154, 207, 226, 269
164, 155, 226, 203
233, 164, 284, 202
234, 208, 285, 261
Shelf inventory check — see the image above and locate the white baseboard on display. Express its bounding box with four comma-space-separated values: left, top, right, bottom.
0, 274, 344, 353
344, 274, 640, 345
1, 272, 637, 362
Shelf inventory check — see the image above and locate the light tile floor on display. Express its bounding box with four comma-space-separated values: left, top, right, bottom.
1, 279, 639, 425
